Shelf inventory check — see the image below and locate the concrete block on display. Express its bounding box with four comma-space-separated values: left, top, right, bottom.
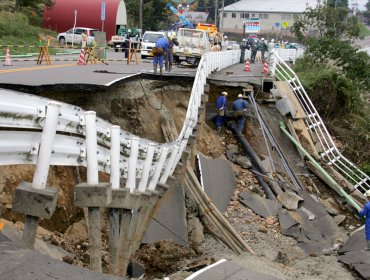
108, 188, 130, 208
12, 181, 58, 219
276, 97, 296, 117
74, 182, 112, 208
203, 85, 210, 94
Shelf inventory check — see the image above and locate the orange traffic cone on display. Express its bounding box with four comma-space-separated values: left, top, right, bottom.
3, 47, 12, 66
262, 60, 269, 75
77, 49, 86, 65
243, 59, 250, 72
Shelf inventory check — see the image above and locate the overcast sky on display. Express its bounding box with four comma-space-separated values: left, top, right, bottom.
349, 0, 368, 11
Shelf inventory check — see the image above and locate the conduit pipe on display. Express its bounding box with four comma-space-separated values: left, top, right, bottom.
228, 123, 275, 199
280, 122, 362, 211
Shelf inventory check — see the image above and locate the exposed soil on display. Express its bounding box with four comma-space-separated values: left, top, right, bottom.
0, 78, 364, 279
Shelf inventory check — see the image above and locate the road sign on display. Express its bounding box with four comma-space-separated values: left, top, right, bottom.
101, 1, 106, 21
283, 21, 289, 28
275, 22, 280, 28
245, 18, 260, 33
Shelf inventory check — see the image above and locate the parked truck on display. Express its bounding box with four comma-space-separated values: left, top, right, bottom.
108, 27, 142, 52
172, 28, 211, 66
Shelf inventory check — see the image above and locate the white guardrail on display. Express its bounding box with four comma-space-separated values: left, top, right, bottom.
0, 50, 241, 193
270, 50, 370, 196
244, 48, 304, 64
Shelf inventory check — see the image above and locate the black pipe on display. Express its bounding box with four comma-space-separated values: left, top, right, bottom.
228, 123, 275, 199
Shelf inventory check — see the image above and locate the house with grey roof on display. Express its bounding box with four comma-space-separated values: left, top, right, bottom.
220, 0, 317, 34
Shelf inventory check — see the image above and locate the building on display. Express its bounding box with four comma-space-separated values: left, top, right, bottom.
43, 0, 127, 40
220, 0, 317, 34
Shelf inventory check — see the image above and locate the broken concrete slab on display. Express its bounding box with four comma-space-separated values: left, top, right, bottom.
239, 192, 281, 218
143, 178, 188, 246
338, 250, 370, 279
297, 190, 328, 218
197, 154, 236, 212
339, 227, 366, 254
333, 214, 346, 225
0, 233, 122, 280
185, 259, 282, 280
278, 207, 340, 255
277, 191, 303, 210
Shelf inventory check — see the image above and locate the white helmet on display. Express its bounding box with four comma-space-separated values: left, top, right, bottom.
238, 94, 243, 98
242, 38, 246, 42
271, 39, 275, 42
224, 36, 228, 39
222, 91, 228, 96
366, 190, 370, 197
261, 38, 264, 41
127, 29, 132, 33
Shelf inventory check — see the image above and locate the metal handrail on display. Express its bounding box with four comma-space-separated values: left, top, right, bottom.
270, 50, 370, 196
0, 50, 241, 193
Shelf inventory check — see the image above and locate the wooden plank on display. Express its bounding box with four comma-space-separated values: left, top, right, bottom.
274, 81, 306, 119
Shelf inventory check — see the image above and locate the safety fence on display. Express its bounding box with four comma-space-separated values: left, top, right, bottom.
270, 50, 370, 196
244, 48, 304, 64
0, 49, 240, 193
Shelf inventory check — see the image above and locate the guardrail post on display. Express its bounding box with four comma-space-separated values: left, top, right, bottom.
12, 102, 60, 249
74, 111, 112, 272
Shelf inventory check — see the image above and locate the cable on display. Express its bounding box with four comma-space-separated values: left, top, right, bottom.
139, 78, 164, 111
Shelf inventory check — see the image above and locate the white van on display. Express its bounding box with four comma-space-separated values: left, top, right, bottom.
140, 31, 166, 59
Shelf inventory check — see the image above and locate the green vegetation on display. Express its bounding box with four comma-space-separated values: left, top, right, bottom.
292, 1, 370, 173
359, 23, 370, 37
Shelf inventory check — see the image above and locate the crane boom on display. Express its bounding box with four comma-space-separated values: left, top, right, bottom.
166, 3, 194, 29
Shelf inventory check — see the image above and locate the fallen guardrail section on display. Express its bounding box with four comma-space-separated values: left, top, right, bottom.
270, 50, 370, 208
0, 50, 245, 275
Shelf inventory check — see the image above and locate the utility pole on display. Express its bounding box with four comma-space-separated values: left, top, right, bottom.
214, 0, 218, 27
220, 0, 225, 33
139, 0, 143, 30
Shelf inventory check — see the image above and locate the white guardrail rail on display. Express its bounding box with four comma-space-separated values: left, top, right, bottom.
0, 50, 241, 193
270, 50, 370, 196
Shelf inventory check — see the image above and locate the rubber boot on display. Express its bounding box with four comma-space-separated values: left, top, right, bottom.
160, 66, 163, 75
153, 64, 157, 74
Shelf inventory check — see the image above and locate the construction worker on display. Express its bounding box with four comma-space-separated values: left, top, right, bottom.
240, 38, 247, 63
165, 32, 179, 72
81, 30, 88, 49
250, 40, 257, 63
260, 38, 268, 62
215, 91, 227, 133
232, 94, 249, 132
124, 29, 132, 58
359, 190, 370, 250
268, 39, 275, 62
153, 36, 169, 75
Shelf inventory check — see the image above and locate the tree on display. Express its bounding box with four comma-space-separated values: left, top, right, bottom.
292, 1, 360, 41
15, 0, 52, 11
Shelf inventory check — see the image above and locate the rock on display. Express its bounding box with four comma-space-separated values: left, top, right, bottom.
274, 251, 289, 264
226, 144, 239, 154
187, 217, 204, 248
64, 219, 88, 241
321, 198, 340, 215
277, 191, 303, 210
300, 207, 316, 220
265, 217, 275, 225
234, 155, 252, 169
258, 226, 268, 233
333, 214, 346, 225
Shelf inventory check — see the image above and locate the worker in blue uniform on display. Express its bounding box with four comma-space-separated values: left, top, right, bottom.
215, 91, 228, 133
359, 190, 370, 250
153, 37, 169, 75
232, 94, 249, 132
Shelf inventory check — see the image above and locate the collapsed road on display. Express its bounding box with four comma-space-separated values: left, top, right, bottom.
0, 51, 369, 280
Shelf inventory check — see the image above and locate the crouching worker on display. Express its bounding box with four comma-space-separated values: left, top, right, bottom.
232, 94, 248, 132
153, 36, 169, 75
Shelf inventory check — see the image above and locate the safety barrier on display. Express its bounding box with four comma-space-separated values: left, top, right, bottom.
243, 48, 304, 64
270, 50, 370, 196
0, 49, 240, 191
